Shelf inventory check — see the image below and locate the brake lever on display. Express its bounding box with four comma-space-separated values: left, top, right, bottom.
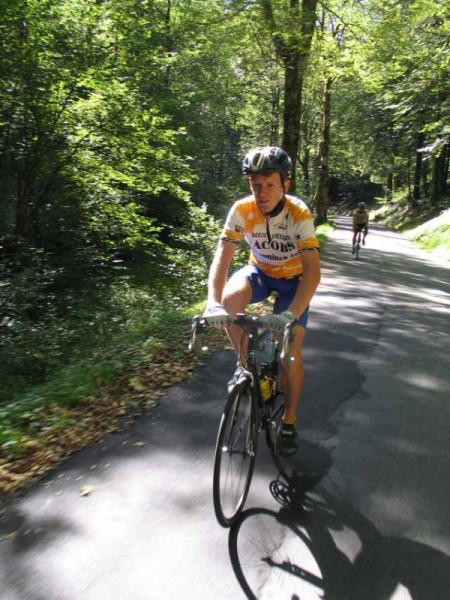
189, 316, 211, 355
188, 316, 201, 352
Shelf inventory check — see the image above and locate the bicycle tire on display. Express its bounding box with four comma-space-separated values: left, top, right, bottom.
213, 379, 258, 528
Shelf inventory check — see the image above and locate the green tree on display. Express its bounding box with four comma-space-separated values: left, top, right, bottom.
0, 0, 192, 272
330, 0, 450, 205
260, 0, 318, 192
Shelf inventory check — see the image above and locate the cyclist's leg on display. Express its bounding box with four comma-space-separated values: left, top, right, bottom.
363, 225, 368, 243
352, 228, 357, 252
222, 265, 270, 364
277, 323, 307, 456
280, 325, 306, 422
221, 268, 253, 364
272, 279, 308, 423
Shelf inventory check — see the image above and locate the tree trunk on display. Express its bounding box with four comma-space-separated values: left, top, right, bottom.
413, 132, 424, 202
282, 51, 302, 192
429, 141, 449, 205
444, 140, 450, 194
422, 160, 429, 197
261, 0, 318, 193
386, 172, 394, 203
429, 155, 438, 205
313, 78, 332, 225
438, 140, 449, 196
299, 144, 310, 197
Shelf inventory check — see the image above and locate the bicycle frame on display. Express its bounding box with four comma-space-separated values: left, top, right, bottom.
233, 315, 282, 439
190, 311, 291, 447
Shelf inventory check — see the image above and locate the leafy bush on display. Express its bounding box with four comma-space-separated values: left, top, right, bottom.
165, 203, 222, 300
0, 202, 221, 404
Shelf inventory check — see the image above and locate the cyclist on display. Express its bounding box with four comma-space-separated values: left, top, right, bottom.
352, 202, 369, 253
204, 146, 321, 456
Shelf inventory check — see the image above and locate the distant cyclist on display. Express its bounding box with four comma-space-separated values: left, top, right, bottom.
203, 146, 321, 456
352, 202, 369, 253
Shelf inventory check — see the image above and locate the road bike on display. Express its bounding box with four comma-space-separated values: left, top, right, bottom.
189, 301, 295, 528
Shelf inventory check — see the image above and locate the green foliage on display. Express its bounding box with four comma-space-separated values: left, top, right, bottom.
0, 0, 193, 268
408, 208, 450, 258
0, 198, 222, 405
165, 203, 223, 299
315, 223, 333, 247
412, 224, 450, 252
312, 0, 449, 207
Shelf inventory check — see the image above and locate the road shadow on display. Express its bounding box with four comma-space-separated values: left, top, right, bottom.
229, 469, 450, 599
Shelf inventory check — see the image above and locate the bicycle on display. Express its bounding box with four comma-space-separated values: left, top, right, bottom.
189, 299, 296, 528
354, 228, 364, 260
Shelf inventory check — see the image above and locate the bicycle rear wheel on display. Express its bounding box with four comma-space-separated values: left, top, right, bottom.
213, 380, 258, 527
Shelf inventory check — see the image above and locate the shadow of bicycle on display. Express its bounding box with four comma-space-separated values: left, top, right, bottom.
228, 467, 450, 600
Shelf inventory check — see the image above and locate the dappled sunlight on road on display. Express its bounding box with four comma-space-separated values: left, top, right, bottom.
396, 371, 448, 392
314, 216, 450, 565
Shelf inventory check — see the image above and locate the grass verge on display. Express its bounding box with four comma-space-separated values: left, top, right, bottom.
372, 194, 450, 263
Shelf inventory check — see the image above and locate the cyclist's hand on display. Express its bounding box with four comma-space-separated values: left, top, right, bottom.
203, 303, 229, 327
265, 310, 297, 333
279, 310, 297, 328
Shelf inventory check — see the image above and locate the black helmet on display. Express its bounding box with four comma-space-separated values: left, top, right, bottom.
358, 202, 366, 208
242, 146, 292, 178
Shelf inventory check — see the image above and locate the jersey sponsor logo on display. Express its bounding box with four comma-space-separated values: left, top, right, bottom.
253, 239, 296, 253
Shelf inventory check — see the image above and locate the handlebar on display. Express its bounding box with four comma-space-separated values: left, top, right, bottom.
188, 312, 296, 363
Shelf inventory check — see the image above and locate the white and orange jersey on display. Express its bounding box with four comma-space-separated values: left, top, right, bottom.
221, 194, 319, 279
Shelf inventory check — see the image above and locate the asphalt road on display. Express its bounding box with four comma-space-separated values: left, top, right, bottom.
1, 216, 449, 600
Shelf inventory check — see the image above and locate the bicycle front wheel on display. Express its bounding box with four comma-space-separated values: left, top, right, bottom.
213, 380, 258, 527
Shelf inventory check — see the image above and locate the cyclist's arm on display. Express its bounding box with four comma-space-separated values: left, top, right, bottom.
288, 249, 321, 320
206, 239, 237, 306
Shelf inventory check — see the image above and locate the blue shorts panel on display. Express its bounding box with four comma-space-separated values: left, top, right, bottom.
234, 264, 309, 328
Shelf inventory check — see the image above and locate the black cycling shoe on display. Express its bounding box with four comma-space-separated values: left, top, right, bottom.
279, 423, 298, 457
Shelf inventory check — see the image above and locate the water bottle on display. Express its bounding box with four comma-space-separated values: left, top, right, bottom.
258, 331, 276, 402
258, 364, 271, 401
259, 330, 276, 364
